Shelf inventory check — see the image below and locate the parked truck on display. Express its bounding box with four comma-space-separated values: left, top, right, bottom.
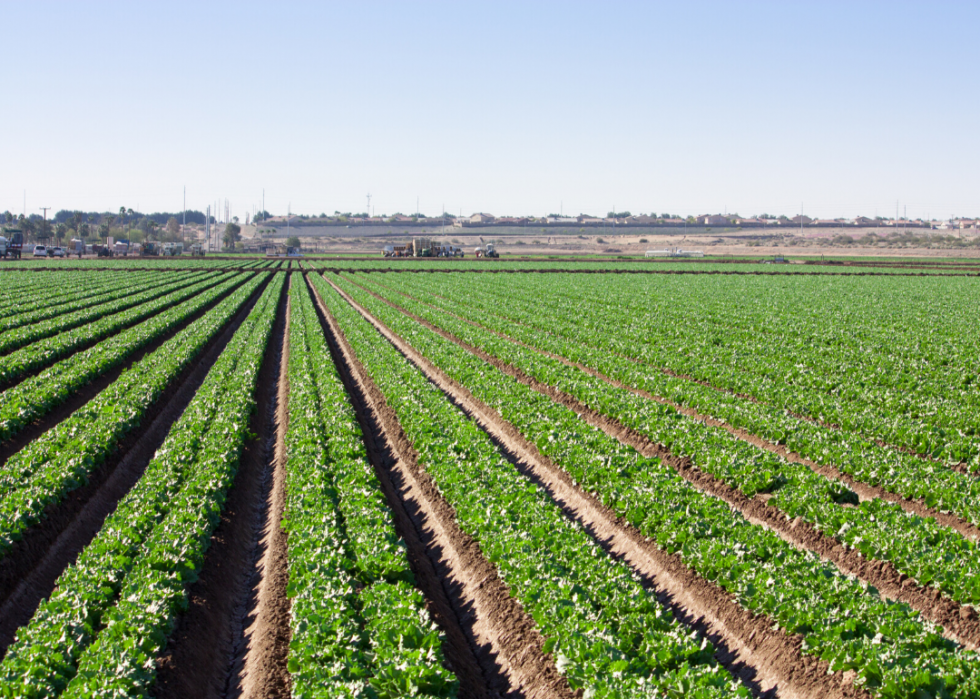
0, 228, 24, 259
384, 238, 463, 257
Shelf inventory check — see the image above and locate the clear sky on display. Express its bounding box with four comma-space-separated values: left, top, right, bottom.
2, 1, 977, 220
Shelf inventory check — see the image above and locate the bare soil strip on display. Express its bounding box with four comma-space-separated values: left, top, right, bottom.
368, 279, 980, 541
309, 274, 573, 699
346, 281, 980, 653
0, 275, 272, 659
229, 288, 292, 699
0, 278, 248, 471
153, 278, 289, 699
325, 276, 859, 699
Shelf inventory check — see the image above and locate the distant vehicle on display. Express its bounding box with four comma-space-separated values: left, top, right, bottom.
51, 247, 65, 257
140, 242, 160, 256
384, 238, 463, 257
114, 240, 130, 256
97, 245, 114, 257
162, 242, 183, 256
475, 243, 499, 258
1, 228, 24, 258
190, 243, 205, 257
33, 245, 47, 257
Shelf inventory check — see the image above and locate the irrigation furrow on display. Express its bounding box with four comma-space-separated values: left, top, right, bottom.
154, 275, 289, 699
308, 274, 575, 699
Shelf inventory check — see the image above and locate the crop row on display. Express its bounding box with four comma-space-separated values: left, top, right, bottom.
357, 273, 980, 604
0, 270, 144, 312
0, 272, 268, 560
0, 271, 182, 332
54, 272, 284, 698
311, 273, 746, 698
327, 272, 980, 698
285, 274, 456, 697
0, 270, 206, 355
431, 273, 980, 464
0, 273, 284, 698
0, 273, 249, 446
380, 272, 980, 529
0, 271, 232, 386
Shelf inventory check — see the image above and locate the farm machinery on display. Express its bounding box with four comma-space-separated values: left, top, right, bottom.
384, 238, 464, 257
474, 243, 499, 258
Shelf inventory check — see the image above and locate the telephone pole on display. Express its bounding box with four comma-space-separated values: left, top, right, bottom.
39, 207, 51, 242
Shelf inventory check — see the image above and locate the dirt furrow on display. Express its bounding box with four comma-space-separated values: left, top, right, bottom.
325, 275, 860, 699
309, 274, 573, 699
232, 285, 293, 699
0, 275, 272, 659
362, 278, 980, 543
153, 276, 289, 699
342, 279, 980, 653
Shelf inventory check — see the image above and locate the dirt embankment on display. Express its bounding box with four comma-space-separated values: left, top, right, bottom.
343, 280, 980, 653
154, 276, 291, 699
0, 275, 272, 659
325, 275, 862, 699
308, 274, 574, 699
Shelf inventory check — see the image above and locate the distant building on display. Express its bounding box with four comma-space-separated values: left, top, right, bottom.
469, 213, 495, 224
789, 215, 813, 226
703, 215, 730, 226
854, 216, 875, 226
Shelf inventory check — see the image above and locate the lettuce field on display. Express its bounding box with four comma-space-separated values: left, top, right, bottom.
0, 257, 978, 699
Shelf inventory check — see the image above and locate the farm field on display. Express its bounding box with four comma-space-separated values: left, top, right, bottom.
0, 259, 978, 698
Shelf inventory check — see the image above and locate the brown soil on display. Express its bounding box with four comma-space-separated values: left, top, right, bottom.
344, 281, 980, 652
153, 276, 289, 698
232, 285, 293, 699
310, 275, 574, 699
326, 276, 861, 699
0, 275, 271, 659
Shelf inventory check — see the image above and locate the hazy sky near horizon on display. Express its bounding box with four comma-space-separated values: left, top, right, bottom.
3, 1, 978, 220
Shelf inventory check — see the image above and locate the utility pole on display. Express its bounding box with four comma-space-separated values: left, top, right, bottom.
39, 207, 50, 243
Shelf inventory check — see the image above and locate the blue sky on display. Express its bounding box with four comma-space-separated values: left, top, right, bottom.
2, 1, 977, 220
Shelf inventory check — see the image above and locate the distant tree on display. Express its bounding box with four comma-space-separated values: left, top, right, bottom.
2, 211, 11, 224
78, 222, 90, 238
19, 216, 35, 240
223, 222, 241, 249
232, 216, 239, 224
55, 223, 68, 245
286, 235, 301, 248
166, 217, 181, 239
105, 215, 116, 238
119, 207, 127, 228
